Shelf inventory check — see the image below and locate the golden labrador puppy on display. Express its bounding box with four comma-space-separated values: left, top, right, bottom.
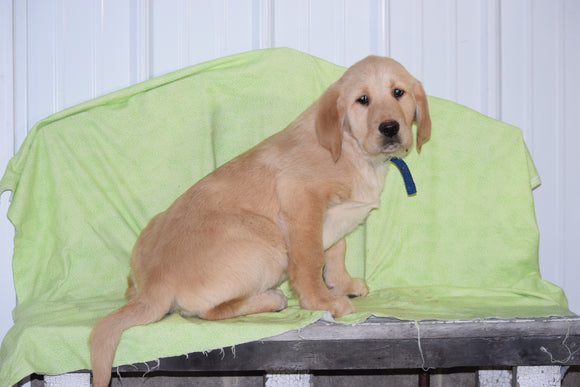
90, 55, 430, 386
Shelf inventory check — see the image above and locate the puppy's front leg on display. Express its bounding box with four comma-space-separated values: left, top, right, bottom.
279, 192, 354, 317
323, 238, 369, 298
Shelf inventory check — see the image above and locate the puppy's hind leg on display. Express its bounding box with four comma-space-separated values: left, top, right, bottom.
199, 289, 287, 320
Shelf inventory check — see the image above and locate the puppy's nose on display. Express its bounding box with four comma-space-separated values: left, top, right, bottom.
379, 120, 400, 137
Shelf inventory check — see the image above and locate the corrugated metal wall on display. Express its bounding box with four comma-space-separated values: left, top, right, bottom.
1, 0, 579, 344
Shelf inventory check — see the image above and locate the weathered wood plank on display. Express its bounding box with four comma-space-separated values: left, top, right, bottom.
114, 316, 580, 374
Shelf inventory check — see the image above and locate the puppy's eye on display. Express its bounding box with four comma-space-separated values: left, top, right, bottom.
393, 88, 405, 99
357, 95, 369, 105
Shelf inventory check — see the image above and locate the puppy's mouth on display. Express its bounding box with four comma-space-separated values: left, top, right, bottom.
382, 137, 403, 152
380, 138, 410, 160
383, 139, 401, 152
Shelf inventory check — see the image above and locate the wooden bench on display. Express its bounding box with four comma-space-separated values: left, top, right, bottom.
41, 315, 580, 386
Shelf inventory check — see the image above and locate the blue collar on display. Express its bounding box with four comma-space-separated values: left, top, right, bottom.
390, 157, 417, 196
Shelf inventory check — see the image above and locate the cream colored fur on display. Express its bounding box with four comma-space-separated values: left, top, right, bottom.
89, 55, 431, 387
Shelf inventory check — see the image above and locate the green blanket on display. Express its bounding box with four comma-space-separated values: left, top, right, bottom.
0, 48, 571, 386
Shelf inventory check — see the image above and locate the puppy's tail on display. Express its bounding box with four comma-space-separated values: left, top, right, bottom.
89, 294, 169, 387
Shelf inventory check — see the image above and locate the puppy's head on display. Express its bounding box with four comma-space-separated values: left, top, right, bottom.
316, 56, 431, 162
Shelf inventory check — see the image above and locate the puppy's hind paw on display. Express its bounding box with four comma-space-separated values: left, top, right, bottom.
265, 289, 288, 312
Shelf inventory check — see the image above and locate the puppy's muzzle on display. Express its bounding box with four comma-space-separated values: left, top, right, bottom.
379, 120, 402, 151
379, 120, 400, 138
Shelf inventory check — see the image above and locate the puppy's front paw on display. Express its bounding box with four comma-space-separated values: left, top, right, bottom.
303, 296, 354, 317
328, 296, 355, 317
330, 278, 369, 298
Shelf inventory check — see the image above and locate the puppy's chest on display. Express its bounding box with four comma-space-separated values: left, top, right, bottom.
322, 164, 389, 249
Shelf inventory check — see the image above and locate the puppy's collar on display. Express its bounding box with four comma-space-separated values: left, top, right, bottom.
389, 157, 417, 196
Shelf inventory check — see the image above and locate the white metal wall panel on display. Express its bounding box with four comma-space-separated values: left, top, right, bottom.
0, 0, 16, 350
388, 0, 424, 81
456, 1, 483, 112
562, 0, 580, 314
1, 0, 579, 350
274, 0, 311, 56
96, 1, 133, 95
500, 0, 533, 139
26, 0, 58, 129
529, 0, 566, 289
480, 0, 501, 119
342, 0, 374, 65
309, 0, 345, 64
422, 0, 458, 102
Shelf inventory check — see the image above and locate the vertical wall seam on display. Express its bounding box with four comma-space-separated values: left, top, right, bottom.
177, 0, 192, 68
90, 0, 104, 99
2, 0, 15, 155
525, 2, 533, 150
130, 0, 151, 84
481, 0, 502, 120
338, 0, 346, 64
367, 0, 389, 61
418, 0, 425, 81
53, 0, 64, 114
13, 0, 28, 142
480, 0, 490, 117
451, 0, 458, 102
212, 0, 226, 57
253, 0, 274, 49
383, 0, 390, 57
557, 0, 566, 288
495, 0, 502, 121
147, 0, 153, 79
177, 1, 184, 68
185, 1, 192, 65
252, 0, 260, 49
306, 0, 312, 53
268, 0, 275, 48
223, 0, 229, 55
90, 1, 96, 99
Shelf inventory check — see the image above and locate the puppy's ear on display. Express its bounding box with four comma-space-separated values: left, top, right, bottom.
315, 84, 344, 162
414, 81, 431, 152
